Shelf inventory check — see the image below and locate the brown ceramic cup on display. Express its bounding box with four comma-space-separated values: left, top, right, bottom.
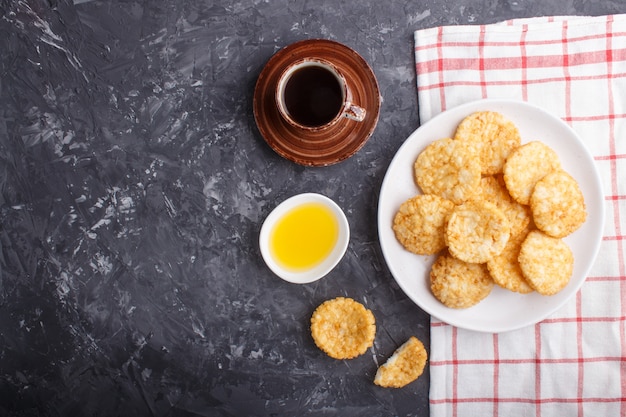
275, 58, 366, 131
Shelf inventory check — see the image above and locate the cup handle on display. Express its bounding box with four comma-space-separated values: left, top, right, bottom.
343, 103, 366, 122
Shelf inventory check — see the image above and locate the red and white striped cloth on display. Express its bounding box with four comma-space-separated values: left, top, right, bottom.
414, 14, 626, 416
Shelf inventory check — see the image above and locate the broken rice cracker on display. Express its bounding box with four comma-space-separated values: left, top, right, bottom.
374, 336, 428, 388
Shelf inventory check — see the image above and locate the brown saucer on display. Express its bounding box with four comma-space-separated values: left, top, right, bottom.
253, 39, 381, 167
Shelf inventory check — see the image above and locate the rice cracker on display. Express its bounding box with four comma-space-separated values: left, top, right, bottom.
454, 111, 521, 175
393, 194, 456, 255
374, 336, 428, 388
430, 252, 494, 308
503, 141, 561, 205
518, 230, 574, 295
487, 225, 534, 294
414, 137, 481, 204
476, 175, 531, 238
446, 200, 511, 264
530, 170, 587, 238
310, 297, 376, 360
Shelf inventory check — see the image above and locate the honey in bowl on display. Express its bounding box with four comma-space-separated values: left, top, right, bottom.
269, 202, 339, 271
260, 193, 350, 284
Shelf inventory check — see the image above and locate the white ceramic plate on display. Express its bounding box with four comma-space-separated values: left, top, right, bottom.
378, 99, 605, 333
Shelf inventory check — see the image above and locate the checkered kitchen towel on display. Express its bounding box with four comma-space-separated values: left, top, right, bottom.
414, 14, 626, 416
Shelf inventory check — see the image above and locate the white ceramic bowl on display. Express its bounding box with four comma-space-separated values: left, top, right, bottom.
259, 193, 350, 284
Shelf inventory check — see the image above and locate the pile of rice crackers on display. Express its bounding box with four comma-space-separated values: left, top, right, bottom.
393, 111, 587, 308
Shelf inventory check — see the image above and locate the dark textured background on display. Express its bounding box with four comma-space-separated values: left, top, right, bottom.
0, 1, 623, 416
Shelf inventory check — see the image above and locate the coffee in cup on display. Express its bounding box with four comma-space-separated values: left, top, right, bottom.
275, 58, 366, 131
